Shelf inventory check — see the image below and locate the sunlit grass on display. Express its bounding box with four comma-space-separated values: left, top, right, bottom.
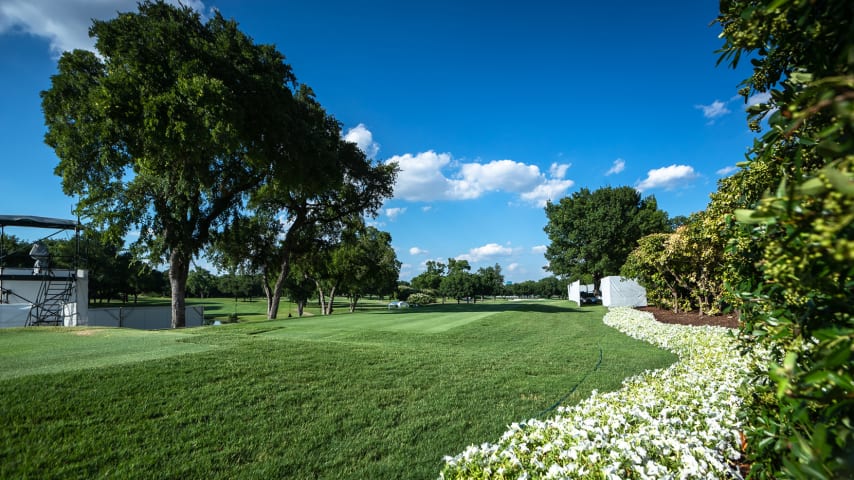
0, 301, 676, 479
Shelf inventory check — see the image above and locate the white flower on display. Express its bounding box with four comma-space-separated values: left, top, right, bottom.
440, 307, 765, 479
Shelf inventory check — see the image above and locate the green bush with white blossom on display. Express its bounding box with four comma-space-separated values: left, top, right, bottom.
440, 308, 762, 479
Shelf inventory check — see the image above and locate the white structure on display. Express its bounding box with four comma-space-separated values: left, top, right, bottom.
567, 281, 596, 305
1, 215, 203, 330
86, 305, 204, 329
600, 276, 647, 307
0, 267, 88, 327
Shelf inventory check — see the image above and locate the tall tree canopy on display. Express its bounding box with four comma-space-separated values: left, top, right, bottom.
210, 87, 397, 320
42, 1, 300, 327
543, 186, 669, 291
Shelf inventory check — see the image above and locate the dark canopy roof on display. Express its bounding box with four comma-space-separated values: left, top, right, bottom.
0, 215, 79, 230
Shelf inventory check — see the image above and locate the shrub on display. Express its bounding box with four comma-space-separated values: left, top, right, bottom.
407, 292, 434, 305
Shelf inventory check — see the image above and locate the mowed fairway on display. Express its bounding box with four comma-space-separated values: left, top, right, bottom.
0, 300, 675, 479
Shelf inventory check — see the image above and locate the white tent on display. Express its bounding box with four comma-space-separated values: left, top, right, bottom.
601, 276, 647, 307
568, 280, 580, 305
568, 281, 597, 306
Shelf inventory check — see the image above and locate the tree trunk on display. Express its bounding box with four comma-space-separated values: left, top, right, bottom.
349, 294, 360, 312
593, 273, 602, 297
169, 249, 190, 328
316, 282, 327, 315
325, 286, 336, 315
296, 299, 305, 317
267, 260, 291, 320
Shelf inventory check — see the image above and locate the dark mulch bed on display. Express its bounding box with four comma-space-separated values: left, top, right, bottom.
636, 306, 740, 329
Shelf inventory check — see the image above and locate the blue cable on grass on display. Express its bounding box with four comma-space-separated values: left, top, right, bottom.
535, 345, 603, 419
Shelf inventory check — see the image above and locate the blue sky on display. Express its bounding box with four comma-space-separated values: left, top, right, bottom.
0, 1, 762, 283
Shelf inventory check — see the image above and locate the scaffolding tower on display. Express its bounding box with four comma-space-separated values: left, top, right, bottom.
0, 215, 82, 327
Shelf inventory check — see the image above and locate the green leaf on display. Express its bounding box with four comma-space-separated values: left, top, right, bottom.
798, 177, 827, 195
789, 71, 814, 84
823, 168, 854, 196
734, 208, 775, 224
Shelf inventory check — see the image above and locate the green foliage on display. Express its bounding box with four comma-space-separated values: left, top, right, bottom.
622, 232, 691, 312
336, 225, 402, 312
186, 267, 216, 298
411, 260, 446, 291
440, 258, 476, 303
624, 215, 732, 316
407, 292, 435, 305
41, 1, 298, 327
544, 186, 670, 291
474, 263, 504, 298
715, 0, 854, 476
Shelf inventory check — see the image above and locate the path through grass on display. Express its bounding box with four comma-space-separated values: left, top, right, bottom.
0, 301, 675, 479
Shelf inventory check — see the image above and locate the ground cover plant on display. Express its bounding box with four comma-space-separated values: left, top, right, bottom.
440, 307, 761, 479
0, 301, 675, 479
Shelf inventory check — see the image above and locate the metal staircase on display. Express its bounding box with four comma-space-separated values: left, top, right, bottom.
26, 274, 75, 326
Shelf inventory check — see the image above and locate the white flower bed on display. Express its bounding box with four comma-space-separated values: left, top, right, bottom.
440, 307, 758, 479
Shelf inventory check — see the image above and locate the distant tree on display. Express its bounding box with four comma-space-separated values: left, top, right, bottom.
42, 1, 299, 327
536, 276, 564, 299
336, 226, 401, 312
474, 264, 504, 300
411, 260, 446, 291
543, 186, 669, 293
186, 267, 216, 299
0, 234, 30, 268
667, 215, 691, 230
508, 280, 538, 297
440, 259, 475, 304
282, 267, 315, 317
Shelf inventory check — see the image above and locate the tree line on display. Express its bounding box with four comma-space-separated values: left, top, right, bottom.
400, 260, 567, 303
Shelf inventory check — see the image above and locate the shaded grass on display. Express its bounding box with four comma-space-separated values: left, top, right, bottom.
0, 302, 676, 479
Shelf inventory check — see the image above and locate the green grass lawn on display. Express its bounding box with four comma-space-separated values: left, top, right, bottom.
0, 300, 676, 479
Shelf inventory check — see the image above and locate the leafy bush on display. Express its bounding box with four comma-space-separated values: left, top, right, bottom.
407, 292, 434, 305
715, 0, 854, 476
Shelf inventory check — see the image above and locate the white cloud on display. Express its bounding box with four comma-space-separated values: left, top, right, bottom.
746, 92, 771, 109
507, 262, 520, 272
386, 152, 574, 206
716, 165, 739, 176
409, 246, 428, 256
519, 179, 574, 207
549, 162, 570, 179
343, 123, 380, 159
385, 151, 455, 202
459, 159, 542, 193
636, 164, 700, 192
695, 99, 731, 121
0, 0, 206, 57
456, 243, 514, 263
421, 205, 432, 212
605, 158, 625, 176
532, 245, 547, 254
385, 207, 406, 220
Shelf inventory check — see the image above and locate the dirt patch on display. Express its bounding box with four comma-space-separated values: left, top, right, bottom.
74, 329, 101, 336
636, 306, 740, 329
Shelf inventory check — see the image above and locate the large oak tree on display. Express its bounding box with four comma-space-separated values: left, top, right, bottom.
543, 186, 669, 292
42, 1, 298, 327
